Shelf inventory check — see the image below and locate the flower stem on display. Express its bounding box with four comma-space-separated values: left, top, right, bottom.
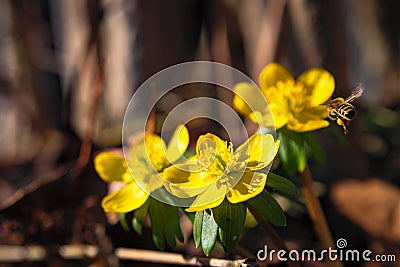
248, 207, 302, 267
300, 164, 344, 267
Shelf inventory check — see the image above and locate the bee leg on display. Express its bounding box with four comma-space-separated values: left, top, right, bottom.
337, 119, 348, 134
342, 125, 348, 134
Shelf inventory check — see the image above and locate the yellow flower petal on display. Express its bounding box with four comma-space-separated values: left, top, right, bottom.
165, 124, 189, 164
266, 102, 290, 129
287, 116, 330, 132
94, 152, 131, 183
248, 110, 276, 129
185, 185, 227, 212
162, 163, 202, 183
286, 106, 330, 132
233, 83, 268, 117
196, 133, 226, 156
101, 182, 148, 213
128, 134, 167, 173
297, 68, 335, 105
227, 172, 266, 203
162, 164, 218, 197
234, 134, 280, 170
145, 134, 168, 171
303, 105, 330, 118
259, 81, 291, 129
259, 63, 294, 91
196, 133, 232, 172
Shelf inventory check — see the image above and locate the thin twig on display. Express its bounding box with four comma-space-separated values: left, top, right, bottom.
248, 206, 302, 267
300, 165, 344, 267
0, 245, 256, 267
0, 162, 75, 211
70, 44, 104, 181
116, 247, 253, 267
145, 82, 158, 134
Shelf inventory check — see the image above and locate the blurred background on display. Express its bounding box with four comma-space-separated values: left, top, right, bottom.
0, 0, 399, 266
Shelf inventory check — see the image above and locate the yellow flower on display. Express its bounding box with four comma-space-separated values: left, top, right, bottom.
162, 133, 280, 212
233, 63, 335, 132
94, 125, 189, 213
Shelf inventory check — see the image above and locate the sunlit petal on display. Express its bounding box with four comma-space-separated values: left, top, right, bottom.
287, 116, 330, 133
248, 110, 276, 129
196, 133, 226, 156
165, 124, 189, 164
234, 134, 280, 170
259, 63, 294, 91
162, 165, 219, 197
162, 163, 202, 183
297, 68, 335, 105
128, 134, 167, 173
268, 102, 290, 129
287, 105, 330, 132
185, 185, 227, 212
196, 133, 232, 172
227, 172, 266, 203
233, 83, 268, 117
101, 182, 148, 213
145, 134, 168, 171
94, 152, 131, 183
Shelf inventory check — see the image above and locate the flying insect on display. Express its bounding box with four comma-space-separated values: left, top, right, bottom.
326, 83, 364, 134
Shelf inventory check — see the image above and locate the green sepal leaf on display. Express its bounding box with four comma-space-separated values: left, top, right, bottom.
119, 213, 130, 232
212, 199, 246, 253
132, 200, 149, 235
200, 209, 219, 256
248, 190, 286, 227
151, 222, 165, 250
303, 132, 326, 164
277, 129, 300, 175
193, 211, 203, 248
278, 128, 308, 174
266, 172, 299, 195
148, 198, 183, 250
297, 144, 307, 173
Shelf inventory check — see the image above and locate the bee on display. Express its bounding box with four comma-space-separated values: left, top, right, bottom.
326, 83, 364, 134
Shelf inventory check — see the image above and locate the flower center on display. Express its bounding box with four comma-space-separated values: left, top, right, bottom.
276, 80, 309, 114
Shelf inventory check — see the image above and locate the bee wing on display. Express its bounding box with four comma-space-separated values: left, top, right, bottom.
345, 83, 365, 103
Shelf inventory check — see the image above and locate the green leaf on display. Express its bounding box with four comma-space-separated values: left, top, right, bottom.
297, 144, 307, 173
277, 129, 300, 175
132, 201, 149, 234
201, 209, 218, 256
303, 132, 326, 164
193, 211, 203, 248
151, 220, 165, 250
213, 199, 246, 253
248, 190, 286, 227
278, 129, 308, 174
148, 198, 183, 250
119, 213, 130, 232
266, 172, 299, 195
183, 150, 196, 158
